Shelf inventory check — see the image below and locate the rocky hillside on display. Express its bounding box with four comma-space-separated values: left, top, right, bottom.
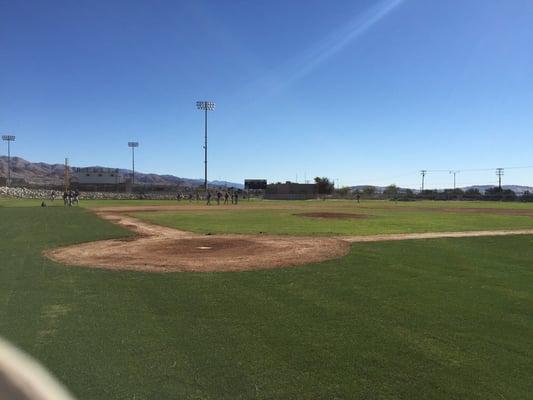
0, 156, 243, 188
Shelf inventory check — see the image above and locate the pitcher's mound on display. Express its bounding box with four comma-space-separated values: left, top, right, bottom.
44, 235, 350, 273
297, 212, 368, 219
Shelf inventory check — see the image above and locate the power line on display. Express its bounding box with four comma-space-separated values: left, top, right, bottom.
426, 165, 533, 173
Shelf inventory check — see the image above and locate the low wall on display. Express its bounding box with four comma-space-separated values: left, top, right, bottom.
0, 186, 185, 201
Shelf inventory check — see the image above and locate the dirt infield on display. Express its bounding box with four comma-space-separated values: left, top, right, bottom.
43, 207, 533, 273
44, 210, 350, 272
296, 212, 368, 219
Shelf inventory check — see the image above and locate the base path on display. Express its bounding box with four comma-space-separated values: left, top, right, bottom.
44, 207, 533, 273
344, 229, 533, 242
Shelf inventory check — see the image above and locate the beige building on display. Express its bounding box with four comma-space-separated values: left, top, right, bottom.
264, 182, 316, 200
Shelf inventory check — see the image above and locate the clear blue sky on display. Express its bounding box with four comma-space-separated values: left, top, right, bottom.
1, 0, 532, 189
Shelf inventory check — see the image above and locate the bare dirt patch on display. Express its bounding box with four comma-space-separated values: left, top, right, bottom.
297, 212, 368, 220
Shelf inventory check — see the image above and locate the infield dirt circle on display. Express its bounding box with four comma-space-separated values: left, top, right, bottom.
43, 206, 533, 273
44, 208, 351, 272
296, 212, 368, 219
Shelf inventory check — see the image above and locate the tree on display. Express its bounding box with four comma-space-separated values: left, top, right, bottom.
464, 188, 482, 200
443, 188, 464, 200
314, 177, 334, 195
336, 186, 351, 197
484, 187, 516, 201
383, 184, 400, 198
418, 189, 437, 200
521, 191, 533, 202
361, 186, 377, 197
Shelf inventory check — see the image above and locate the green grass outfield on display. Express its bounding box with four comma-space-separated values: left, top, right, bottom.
1, 201, 533, 399
6, 197, 533, 236
5, 197, 533, 210
133, 200, 533, 236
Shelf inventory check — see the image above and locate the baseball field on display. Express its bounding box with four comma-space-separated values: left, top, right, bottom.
1, 198, 533, 399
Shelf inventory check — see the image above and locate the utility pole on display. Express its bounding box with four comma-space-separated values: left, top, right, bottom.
449, 170, 460, 190
128, 142, 139, 185
496, 168, 504, 190
196, 101, 216, 192
420, 170, 427, 192
2, 135, 16, 187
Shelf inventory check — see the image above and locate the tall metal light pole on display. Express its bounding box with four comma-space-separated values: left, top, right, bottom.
128, 142, 139, 185
449, 170, 460, 190
196, 101, 216, 192
2, 135, 16, 187
64, 158, 70, 192
420, 170, 427, 192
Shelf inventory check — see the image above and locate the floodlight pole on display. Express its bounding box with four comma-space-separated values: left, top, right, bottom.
204, 106, 208, 192
132, 146, 135, 185
449, 170, 459, 190
196, 101, 215, 192
2, 135, 16, 187
128, 142, 139, 186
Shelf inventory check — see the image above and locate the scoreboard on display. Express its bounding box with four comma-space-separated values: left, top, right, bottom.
244, 179, 267, 190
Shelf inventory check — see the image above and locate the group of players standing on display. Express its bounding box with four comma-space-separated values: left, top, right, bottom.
52, 190, 80, 206
206, 191, 239, 205
175, 190, 240, 205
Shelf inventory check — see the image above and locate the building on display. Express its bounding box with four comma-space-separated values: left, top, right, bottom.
71, 167, 124, 190
264, 182, 317, 200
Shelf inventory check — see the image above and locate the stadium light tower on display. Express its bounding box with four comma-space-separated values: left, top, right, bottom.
2, 135, 16, 187
449, 170, 460, 190
128, 142, 139, 185
196, 101, 215, 191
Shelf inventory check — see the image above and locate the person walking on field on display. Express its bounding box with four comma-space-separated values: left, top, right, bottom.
72, 189, 80, 205
216, 191, 222, 205
224, 192, 230, 205
206, 191, 212, 205
233, 192, 239, 205
356, 193, 360, 204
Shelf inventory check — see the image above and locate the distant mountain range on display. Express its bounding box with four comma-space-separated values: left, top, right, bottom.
2, 156, 532, 193
0, 156, 243, 188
